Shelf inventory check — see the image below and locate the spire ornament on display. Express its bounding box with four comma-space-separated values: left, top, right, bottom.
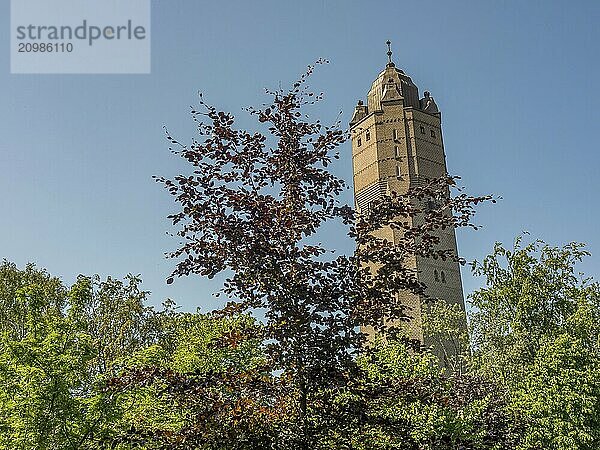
386, 40, 393, 66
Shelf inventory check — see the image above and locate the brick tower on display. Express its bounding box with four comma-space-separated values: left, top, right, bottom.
349, 43, 466, 349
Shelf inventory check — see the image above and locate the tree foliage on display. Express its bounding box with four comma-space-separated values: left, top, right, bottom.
139, 61, 495, 448
356, 339, 519, 450
470, 237, 600, 450
0, 261, 264, 450
0, 261, 121, 449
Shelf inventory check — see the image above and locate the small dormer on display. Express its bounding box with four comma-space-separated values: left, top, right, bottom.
381, 77, 403, 104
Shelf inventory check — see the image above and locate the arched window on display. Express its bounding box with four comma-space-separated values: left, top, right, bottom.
434, 269, 439, 282
441, 271, 446, 283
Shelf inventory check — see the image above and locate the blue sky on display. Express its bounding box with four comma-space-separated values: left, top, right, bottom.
1, 0, 599, 311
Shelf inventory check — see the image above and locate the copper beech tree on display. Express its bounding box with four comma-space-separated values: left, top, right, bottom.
110, 62, 507, 449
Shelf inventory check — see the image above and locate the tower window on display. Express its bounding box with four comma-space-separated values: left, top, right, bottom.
392, 129, 398, 140
430, 129, 436, 138
395, 165, 401, 178
434, 270, 439, 282
366, 130, 371, 141
420, 125, 425, 134
441, 271, 446, 283
357, 137, 362, 147
394, 145, 400, 158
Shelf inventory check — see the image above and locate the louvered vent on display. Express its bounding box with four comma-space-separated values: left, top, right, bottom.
355, 180, 389, 213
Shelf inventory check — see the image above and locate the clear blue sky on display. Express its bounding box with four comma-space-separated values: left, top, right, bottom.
1, 0, 599, 311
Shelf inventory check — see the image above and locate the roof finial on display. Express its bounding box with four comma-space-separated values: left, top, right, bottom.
386, 40, 393, 64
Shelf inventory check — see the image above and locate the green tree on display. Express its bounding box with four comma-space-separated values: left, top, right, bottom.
108, 309, 276, 450
470, 237, 600, 450
0, 260, 265, 449
0, 260, 66, 341
0, 261, 117, 449
354, 338, 519, 450
74, 274, 159, 377
422, 299, 471, 374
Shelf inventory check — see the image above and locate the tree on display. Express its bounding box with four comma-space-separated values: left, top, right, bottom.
422, 299, 471, 375
108, 310, 270, 450
141, 61, 494, 448
0, 260, 66, 341
470, 237, 600, 450
0, 260, 265, 450
355, 338, 520, 450
0, 261, 117, 449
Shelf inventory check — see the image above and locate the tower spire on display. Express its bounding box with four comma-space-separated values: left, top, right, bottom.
386, 40, 393, 66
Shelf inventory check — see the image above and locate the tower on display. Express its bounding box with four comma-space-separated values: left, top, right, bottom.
349, 43, 466, 349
